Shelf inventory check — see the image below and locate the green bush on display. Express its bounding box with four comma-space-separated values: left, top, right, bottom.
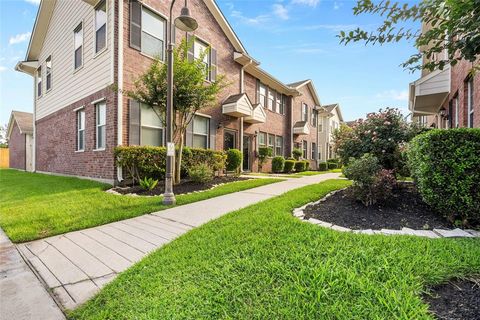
294, 161, 306, 172
318, 162, 328, 171
258, 147, 273, 172
343, 154, 396, 206
271, 156, 285, 173
284, 160, 295, 173
139, 177, 158, 191
115, 146, 225, 184
327, 158, 340, 164
292, 148, 302, 160
226, 149, 242, 172
187, 163, 214, 183
407, 129, 480, 226
328, 162, 338, 170
303, 160, 310, 171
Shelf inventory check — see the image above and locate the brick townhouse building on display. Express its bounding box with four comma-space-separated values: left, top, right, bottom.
16, 0, 343, 184
409, 24, 479, 129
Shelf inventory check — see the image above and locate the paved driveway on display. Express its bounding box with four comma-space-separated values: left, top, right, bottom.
16, 173, 340, 310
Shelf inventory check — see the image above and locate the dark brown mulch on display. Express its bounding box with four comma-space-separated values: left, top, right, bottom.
423, 279, 480, 320
113, 176, 250, 196
303, 182, 454, 230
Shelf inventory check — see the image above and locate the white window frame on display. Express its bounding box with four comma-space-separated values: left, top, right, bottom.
259, 83, 266, 108
267, 89, 275, 111
258, 131, 267, 148
76, 109, 85, 151
94, 0, 107, 54
268, 134, 275, 155
275, 136, 283, 157
302, 140, 308, 159
36, 67, 42, 97
95, 102, 106, 150
302, 103, 308, 122
311, 142, 316, 160
140, 104, 164, 146
194, 38, 211, 81
74, 22, 83, 70
454, 95, 459, 128
141, 7, 166, 60
45, 56, 52, 91
192, 115, 210, 149
467, 78, 474, 128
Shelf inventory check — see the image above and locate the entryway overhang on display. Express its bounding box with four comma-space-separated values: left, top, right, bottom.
409, 66, 450, 117
293, 121, 310, 135
222, 93, 253, 118
245, 103, 266, 124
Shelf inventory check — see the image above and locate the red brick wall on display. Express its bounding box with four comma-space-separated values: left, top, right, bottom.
292, 84, 318, 169
447, 59, 480, 128
9, 121, 26, 170
35, 87, 117, 181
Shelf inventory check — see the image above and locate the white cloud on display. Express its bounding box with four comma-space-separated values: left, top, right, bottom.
333, 1, 341, 10
272, 4, 289, 20
231, 10, 270, 25
375, 90, 409, 102
24, 0, 40, 4
0, 66, 7, 73
9, 32, 31, 45
291, 0, 320, 7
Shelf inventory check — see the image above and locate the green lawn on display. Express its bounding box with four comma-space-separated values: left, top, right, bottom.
70, 179, 480, 319
0, 169, 281, 242
246, 169, 341, 178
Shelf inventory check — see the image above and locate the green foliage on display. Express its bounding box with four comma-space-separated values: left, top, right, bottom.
284, 160, 295, 173
258, 147, 273, 172
328, 162, 338, 170
226, 149, 242, 172
407, 129, 480, 226
334, 108, 423, 173
343, 154, 396, 206
294, 161, 306, 172
303, 160, 310, 171
339, 0, 480, 73
292, 148, 302, 160
187, 163, 214, 183
271, 156, 285, 173
318, 162, 328, 171
139, 177, 158, 191
115, 146, 226, 184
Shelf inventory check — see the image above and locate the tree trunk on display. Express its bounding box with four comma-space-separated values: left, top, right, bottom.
174, 132, 184, 185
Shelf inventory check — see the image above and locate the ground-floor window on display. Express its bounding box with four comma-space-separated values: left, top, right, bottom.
258, 132, 266, 149
467, 78, 474, 128
275, 136, 283, 156
192, 115, 210, 149
76, 109, 85, 151
224, 129, 236, 150
268, 134, 275, 153
140, 103, 163, 146
95, 101, 106, 149
302, 140, 308, 159
311, 142, 316, 160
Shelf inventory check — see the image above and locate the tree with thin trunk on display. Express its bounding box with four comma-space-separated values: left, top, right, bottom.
339, 0, 480, 73
126, 37, 227, 184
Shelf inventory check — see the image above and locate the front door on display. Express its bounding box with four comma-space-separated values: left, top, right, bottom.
243, 135, 251, 171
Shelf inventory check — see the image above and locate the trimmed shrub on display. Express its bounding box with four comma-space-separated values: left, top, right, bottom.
294, 161, 306, 172
187, 163, 213, 183
226, 149, 242, 172
318, 162, 328, 171
139, 177, 158, 191
407, 129, 480, 226
343, 154, 396, 206
258, 147, 273, 172
272, 156, 285, 173
328, 162, 338, 170
115, 146, 225, 184
303, 160, 310, 171
327, 158, 340, 164
292, 148, 302, 160
284, 160, 295, 173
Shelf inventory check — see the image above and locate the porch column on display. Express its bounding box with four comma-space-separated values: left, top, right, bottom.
240, 117, 244, 172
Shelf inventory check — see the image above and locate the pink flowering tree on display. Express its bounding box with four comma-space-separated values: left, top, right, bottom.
333, 108, 423, 173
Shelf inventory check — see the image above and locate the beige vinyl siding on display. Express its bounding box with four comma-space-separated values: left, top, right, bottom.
36, 0, 114, 120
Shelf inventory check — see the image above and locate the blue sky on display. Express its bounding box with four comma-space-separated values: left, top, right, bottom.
0, 0, 420, 125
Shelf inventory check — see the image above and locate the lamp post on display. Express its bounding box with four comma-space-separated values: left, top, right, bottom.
163, 0, 198, 205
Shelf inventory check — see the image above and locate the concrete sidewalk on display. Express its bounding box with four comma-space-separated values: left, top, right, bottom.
0, 229, 65, 320
15, 173, 340, 311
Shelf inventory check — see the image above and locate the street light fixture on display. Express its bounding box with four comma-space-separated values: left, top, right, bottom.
163, 0, 198, 205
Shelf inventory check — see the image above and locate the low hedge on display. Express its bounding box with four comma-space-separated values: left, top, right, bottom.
318, 162, 328, 171
115, 146, 226, 183
272, 156, 285, 173
328, 162, 338, 170
407, 129, 480, 226
284, 160, 295, 173
226, 149, 242, 172
303, 160, 310, 171
294, 161, 306, 172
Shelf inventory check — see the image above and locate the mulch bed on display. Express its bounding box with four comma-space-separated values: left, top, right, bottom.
303, 182, 454, 230
113, 176, 250, 196
423, 278, 480, 320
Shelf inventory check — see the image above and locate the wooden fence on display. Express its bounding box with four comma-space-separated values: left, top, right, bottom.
0, 148, 9, 168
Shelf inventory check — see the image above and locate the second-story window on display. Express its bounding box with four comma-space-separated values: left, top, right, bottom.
74, 23, 83, 70
46, 56, 52, 91
311, 110, 317, 127
302, 103, 308, 122
258, 83, 266, 108
141, 8, 165, 59
194, 39, 209, 80
268, 89, 275, 111
467, 78, 474, 128
95, 0, 107, 53
36, 67, 42, 97
318, 117, 323, 132
95, 101, 106, 149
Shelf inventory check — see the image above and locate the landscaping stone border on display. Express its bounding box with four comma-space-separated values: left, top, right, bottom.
292, 189, 480, 239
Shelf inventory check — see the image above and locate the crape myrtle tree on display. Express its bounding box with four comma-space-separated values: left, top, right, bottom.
127, 37, 227, 184
339, 0, 480, 73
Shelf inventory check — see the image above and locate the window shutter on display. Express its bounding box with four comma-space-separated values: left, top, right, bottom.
209, 117, 216, 149
187, 34, 194, 62
129, 100, 141, 145
209, 48, 217, 81
130, 0, 141, 51
185, 119, 194, 148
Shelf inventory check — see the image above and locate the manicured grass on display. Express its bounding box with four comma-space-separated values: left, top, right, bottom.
70, 179, 480, 319
246, 169, 341, 178
0, 169, 281, 242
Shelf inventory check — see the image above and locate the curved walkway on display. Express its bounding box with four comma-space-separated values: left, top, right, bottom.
14, 173, 340, 312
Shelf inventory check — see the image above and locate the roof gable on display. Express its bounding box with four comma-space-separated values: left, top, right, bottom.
7, 111, 34, 138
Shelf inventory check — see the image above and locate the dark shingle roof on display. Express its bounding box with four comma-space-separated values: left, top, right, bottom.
287, 80, 310, 88
222, 93, 246, 105
12, 111, 33, 134
322, 103, 338, 112
293, 121, 307, 128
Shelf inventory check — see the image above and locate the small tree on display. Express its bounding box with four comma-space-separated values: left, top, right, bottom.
0, 124, 8, 148
292, 148, 302, 160
258, 147, 272, 172
127, 38, 227, 184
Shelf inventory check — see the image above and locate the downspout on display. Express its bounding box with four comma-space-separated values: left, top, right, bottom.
32, 76, 36, 172
316, 110, 319, 169
239, 59, 252, 172
116, 0, 124, 183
